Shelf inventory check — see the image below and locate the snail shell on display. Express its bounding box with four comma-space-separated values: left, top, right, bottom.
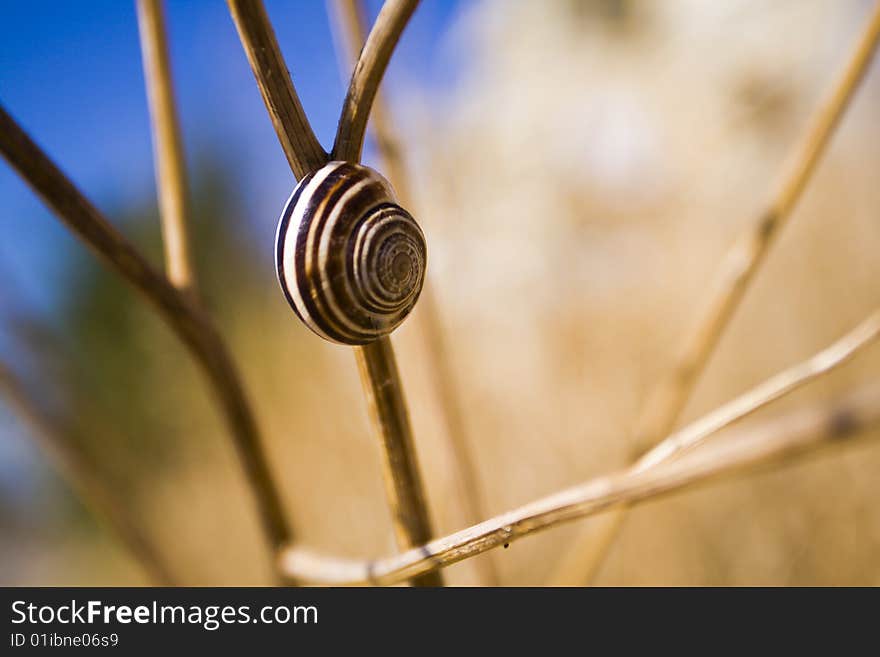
275, 161, 427, 345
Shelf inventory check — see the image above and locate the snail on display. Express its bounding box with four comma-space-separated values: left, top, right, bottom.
275, 161, 427, 345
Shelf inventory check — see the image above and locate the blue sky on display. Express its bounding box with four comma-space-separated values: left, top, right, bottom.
0, 0, 466, 315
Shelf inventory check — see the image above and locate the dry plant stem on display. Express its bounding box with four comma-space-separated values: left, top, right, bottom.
329, 0, 495, 585
332, 0, 419, 162
326, 0, 440, 585
136, 0, 197, 293
0, 105, 292, 568
558, 0, 880, 585
227, 0, 326, 180
280, 382, 880, 585
0, 361, 176, 585
356, 338, 443, 587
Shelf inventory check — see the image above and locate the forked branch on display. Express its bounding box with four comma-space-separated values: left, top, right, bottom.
281, 308, 880, 584
227, 0, 326, 179
555, 0, 880, 584
0, 106, 292, 566
332, 0, 419, 161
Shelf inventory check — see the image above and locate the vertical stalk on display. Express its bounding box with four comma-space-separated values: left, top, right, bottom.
356, 337, 443, 586
136, 0, 197, 293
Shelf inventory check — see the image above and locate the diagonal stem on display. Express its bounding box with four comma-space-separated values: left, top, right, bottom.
227, 0, 327, 180
553, 0, 880, 585
635, 310, 880, 472
136, 0, 197, 294
0, 105, 292, 576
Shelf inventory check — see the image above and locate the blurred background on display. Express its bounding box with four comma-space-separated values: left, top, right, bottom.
1, 0, 879, 586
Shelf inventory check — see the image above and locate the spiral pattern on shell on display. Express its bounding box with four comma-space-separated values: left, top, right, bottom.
275, 161, 427, 345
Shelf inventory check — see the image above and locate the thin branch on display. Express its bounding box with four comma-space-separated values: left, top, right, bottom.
280, 380, 880, 585
0, 106, 292, 571
331, 0, 419, 162
328, 0, 495, 584
137, 0, 197, 293
0, 360, 176, 585
355, 338, 442, 586
227, 0, 326, 179
556, 0, 880, 585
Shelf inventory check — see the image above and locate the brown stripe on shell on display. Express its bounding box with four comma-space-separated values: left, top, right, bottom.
275, 161, 426, 345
